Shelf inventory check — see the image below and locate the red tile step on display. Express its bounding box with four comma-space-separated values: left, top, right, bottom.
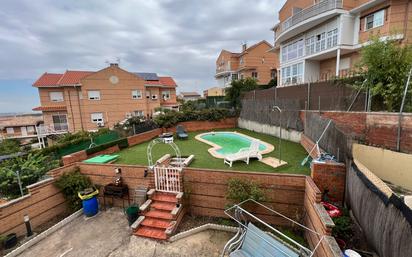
145, 210, 173, 220
142, 217, 171, 229
152, 193, 178, 203
151, 202, 176, 211
134, 226, 167, 240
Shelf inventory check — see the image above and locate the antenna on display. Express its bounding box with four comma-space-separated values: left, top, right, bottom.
116, 57, 121, 65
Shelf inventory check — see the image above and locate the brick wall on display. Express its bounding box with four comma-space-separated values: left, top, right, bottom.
88, 145, 120, 158
127, 128, 162, 146
311, 161, 346, 203
183, 167, 306, 226
304, 177, 341, 257
62, 150, 88, 166
301, 111, 412, 154
301, 134, 323, 158
165, 117, 237, 133
0, 164, 77, 237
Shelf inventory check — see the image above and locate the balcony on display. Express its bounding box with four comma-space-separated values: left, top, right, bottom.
276, 0, 343, 43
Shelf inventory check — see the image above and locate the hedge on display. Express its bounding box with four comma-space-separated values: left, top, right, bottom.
85, 138, 129, 155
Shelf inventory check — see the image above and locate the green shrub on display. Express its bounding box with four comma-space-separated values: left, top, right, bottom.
332, 208, 353, 241
0, 139, 20, 155
154, 108, 235, 128
55, 168, 92, 211
0, 152, 59, 199
226, 178, 265, 203
85, 138, 129, 155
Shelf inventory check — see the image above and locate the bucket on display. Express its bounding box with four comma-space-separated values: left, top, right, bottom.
82, 196, 99, 217
126, 205, 139, 225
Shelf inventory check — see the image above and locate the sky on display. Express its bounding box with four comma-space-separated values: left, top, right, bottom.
0, 0, 285, 113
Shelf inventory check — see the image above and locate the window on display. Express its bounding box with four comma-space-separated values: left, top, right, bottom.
132, 90, 142, 99
281, 63, 303, 85
240, 57, 244, 64
6, 127, 14, 134
365, 10, 384, 30
240, 74, 244, 79
251, 72, 258, 79
133, 110, 144, 117
281, 39, 304, 62
88, 91, 101, 100
306, 28, 338, 55
27, 126, 34, 133
52, 114, 68, 131
271, 69, 277, 79
161, 90, 170, 100
231, 73, 238, 81
49, 92, 64, 102
91, 113, 104, 123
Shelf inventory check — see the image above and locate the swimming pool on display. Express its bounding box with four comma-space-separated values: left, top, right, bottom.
195, 131, 274, 158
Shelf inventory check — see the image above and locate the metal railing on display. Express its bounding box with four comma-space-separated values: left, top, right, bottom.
280, 0, 342, 34
36, 124, 68, 137
154, 166, 181, 193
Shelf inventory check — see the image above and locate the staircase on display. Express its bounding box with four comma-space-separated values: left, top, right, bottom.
133, 190, 184, 240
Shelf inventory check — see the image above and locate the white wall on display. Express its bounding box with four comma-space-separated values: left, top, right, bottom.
304, 60, 320, 82
238, 118, 302, 143
340, 14, 356, 46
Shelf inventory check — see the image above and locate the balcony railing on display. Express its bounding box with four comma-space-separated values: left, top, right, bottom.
280, 0, 342, 34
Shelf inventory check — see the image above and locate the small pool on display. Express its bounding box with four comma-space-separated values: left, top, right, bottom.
196, 131, 274, 158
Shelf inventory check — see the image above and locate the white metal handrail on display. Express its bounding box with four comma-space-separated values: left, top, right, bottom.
224, 199, 325, 257
280, 0, 343, 33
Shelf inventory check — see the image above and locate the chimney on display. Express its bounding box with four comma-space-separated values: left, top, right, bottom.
242, 42, 247, 52
110, 63, 118, 67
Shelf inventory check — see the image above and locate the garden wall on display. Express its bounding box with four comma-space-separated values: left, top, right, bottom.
164, 117, 237, 133
183, 168, 306, 226
237, 118, 302, 143
346, 160, 412, 257
304, 177, 341, 257
302, 111, 412, 154
0, 164, 76, 237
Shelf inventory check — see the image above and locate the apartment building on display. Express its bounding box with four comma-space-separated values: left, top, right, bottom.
32, 64, 179, 132
203, 86, 225, 98
273, 0, 412, 87
0, 114, 43, 140
215, 41, 279, 87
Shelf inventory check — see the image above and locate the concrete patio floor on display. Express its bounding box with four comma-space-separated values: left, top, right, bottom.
16, 208, 233, 257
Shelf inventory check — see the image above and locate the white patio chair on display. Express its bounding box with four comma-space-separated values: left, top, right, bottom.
224, 139, 262, 167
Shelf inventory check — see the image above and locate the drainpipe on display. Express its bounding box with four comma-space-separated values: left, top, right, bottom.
75, 85, 84, 131
335, 49, 341, 77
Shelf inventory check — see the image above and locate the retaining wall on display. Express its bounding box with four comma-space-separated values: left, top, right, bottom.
237, 118, 302, 143
0, 164, 76, 237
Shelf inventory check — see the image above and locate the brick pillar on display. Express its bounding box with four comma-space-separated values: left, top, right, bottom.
311, 161, 346, 203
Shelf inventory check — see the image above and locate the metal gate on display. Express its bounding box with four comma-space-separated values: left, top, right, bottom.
154, 166, 182, 193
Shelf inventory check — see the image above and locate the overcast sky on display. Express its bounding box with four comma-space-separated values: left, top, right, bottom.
0, 0, 285, 113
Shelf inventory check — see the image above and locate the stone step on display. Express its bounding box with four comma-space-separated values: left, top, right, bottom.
142, 217, 171, 229
151, 201, 176, 211
152, 193, 178, 203
135, 226, 167, 240
145, 210, 173, 220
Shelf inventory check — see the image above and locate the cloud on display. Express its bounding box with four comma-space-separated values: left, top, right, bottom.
0, 0, 285, 112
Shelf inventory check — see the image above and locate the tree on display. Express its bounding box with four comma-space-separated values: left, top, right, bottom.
260, 78, 277, 90
225, 78, 258, 109
0, 139, 20, 155
357, 37, 412, 111
0, 152, 59, 199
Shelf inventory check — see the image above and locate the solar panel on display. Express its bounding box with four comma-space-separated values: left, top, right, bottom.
134, 72, 159, 81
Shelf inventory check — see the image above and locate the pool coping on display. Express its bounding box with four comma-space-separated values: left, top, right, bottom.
195, 131, 275, 159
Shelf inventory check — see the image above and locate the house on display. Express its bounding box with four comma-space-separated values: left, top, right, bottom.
32, 63, 179, 132
0, 114, 43, 141
272, 0, 412, 87
215, 41, 279, 87
203, 87, 225, 98
178, 92, 202, 102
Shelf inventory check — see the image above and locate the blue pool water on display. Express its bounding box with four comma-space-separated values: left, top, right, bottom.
200, 132, 266, 155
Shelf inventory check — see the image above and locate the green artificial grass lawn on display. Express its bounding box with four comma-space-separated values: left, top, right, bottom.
115, 128, 310, 175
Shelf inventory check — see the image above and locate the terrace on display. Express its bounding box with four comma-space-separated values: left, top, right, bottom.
115, 128, 310, 175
